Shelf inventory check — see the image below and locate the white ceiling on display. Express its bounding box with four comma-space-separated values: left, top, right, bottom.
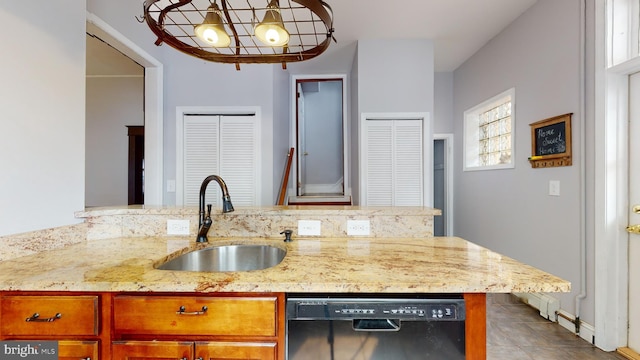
87, 0, 538, 74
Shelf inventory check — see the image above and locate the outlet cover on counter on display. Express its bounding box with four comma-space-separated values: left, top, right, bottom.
298, 220, 321, 236
167, 219, 190, 235
347, 220, 370, 236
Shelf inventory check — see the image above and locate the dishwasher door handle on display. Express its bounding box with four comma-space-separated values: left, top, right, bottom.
352, 319, 401, 331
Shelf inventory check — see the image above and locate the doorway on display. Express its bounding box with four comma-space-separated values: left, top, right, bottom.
290, 75, 350, 205
86, 13, 163, 206
434, 135, 453, 236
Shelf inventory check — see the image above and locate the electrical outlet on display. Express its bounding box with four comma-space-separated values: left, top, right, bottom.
347, 220, 370, 236
167, 219, 190, 235
298, 220, 321, 236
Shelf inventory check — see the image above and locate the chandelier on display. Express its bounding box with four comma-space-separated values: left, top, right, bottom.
142, 0, 335, 69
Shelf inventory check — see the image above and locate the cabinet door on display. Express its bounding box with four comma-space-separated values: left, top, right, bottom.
58, 340, 99, 360
196, 341, 276, 360
112, 341, 192, 360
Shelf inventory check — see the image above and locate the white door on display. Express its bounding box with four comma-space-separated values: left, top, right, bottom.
362, 119, 424, 206
628, 71, 640, 354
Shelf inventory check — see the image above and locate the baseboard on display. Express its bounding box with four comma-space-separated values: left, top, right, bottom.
556, 309, 595, 344
513, 293, 595, 344
513, 292, 559, 321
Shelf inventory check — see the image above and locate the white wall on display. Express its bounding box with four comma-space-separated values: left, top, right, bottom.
453, 0, 591, 322
0, 2, 86, 236
85, 77, 144, 207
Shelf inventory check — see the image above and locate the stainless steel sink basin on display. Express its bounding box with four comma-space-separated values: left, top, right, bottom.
157, 245, 286, 272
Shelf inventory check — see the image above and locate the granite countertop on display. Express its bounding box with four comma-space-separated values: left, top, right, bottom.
0, 235, 570, 294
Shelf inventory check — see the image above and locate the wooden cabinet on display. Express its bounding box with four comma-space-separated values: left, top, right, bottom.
112, 340, 277, 360
0, 293, 105, 359
59, 340, 100, 360
0, 292, 284, 360
112, 293, 284, 360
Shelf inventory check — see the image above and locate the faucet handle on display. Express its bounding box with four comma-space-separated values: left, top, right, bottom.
206, 204, 212, 217
280, 229, 293, 242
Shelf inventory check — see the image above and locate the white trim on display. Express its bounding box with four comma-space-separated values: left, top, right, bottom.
595, 0, 631, 351
463, 88, 515, 172
290, 74, 349, 198
175, 106, 262, 206
434, 134, 454, 236
86, 13, 164, 205
359, 112, 433, 207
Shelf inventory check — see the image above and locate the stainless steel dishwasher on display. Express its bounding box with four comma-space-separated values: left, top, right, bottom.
286, 294, 466, 360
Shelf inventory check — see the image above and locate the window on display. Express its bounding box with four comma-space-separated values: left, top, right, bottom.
464, 88, 515, 171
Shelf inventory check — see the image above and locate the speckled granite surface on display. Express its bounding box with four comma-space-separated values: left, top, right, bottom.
0, 206, 569, 294
0, 236, 570, 294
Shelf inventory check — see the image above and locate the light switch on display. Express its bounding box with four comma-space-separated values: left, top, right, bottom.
549, 180, 560, 196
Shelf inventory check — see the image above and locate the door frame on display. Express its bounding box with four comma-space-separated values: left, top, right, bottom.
289, 74, 349, 198
594, 0, 638, 351
86, 12, 164, 205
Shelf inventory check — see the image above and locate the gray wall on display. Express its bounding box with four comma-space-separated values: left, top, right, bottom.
0, 2, 86, 236
453, 0, 592, 322
85, 77, 144, 207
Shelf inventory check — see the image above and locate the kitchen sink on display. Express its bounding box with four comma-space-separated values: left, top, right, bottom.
157, 244, 286, 272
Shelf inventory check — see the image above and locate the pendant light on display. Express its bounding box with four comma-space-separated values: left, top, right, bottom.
143, 0, 335, 66
194, 3, 231, 47
254, 0, 290, 47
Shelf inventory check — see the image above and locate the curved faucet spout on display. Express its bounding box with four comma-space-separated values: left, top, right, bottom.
197, 175, 234, 242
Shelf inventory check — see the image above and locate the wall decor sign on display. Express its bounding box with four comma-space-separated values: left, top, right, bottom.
528, 113, 572, 168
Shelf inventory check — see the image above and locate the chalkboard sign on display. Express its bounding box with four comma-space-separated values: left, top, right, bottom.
529, 113, 572, 168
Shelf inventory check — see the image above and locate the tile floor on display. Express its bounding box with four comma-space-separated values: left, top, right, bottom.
487, 293, 627, 359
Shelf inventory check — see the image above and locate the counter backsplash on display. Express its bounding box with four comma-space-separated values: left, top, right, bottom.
0, 205, 440, 261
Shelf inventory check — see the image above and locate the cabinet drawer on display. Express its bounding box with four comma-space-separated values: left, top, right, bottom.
196, 341, 276, 360
58, 340, 99, 360
113, 296, 277, 337
0, 295, 98, 336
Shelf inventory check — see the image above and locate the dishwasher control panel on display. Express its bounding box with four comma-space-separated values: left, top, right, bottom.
288, 298, 465, 321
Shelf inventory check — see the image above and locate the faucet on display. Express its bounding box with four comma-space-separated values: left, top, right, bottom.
197, 175, 234, 242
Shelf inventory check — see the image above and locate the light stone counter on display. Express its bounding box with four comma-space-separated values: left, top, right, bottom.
0, 206, 569, 294
0, 235, 569, 294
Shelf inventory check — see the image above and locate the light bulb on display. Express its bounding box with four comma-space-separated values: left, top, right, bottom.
202, 28, 219, 45
265, 29, 280, 44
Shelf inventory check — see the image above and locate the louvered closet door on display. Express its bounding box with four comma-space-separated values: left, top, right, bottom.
184, 115, 220, 206
182, 115, 259, 207
364, 119, 423, 206
219, 116, 259, 206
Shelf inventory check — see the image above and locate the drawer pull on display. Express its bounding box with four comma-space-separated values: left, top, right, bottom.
25, 312, 62, 322
176, 305, 208, 315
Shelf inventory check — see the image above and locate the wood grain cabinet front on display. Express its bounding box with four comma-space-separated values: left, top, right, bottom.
112, 294, 284, 360
0, 295, 99, 336
113, 295, 277, 337
112, 340, 277, 360
58, 340, 100, 360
